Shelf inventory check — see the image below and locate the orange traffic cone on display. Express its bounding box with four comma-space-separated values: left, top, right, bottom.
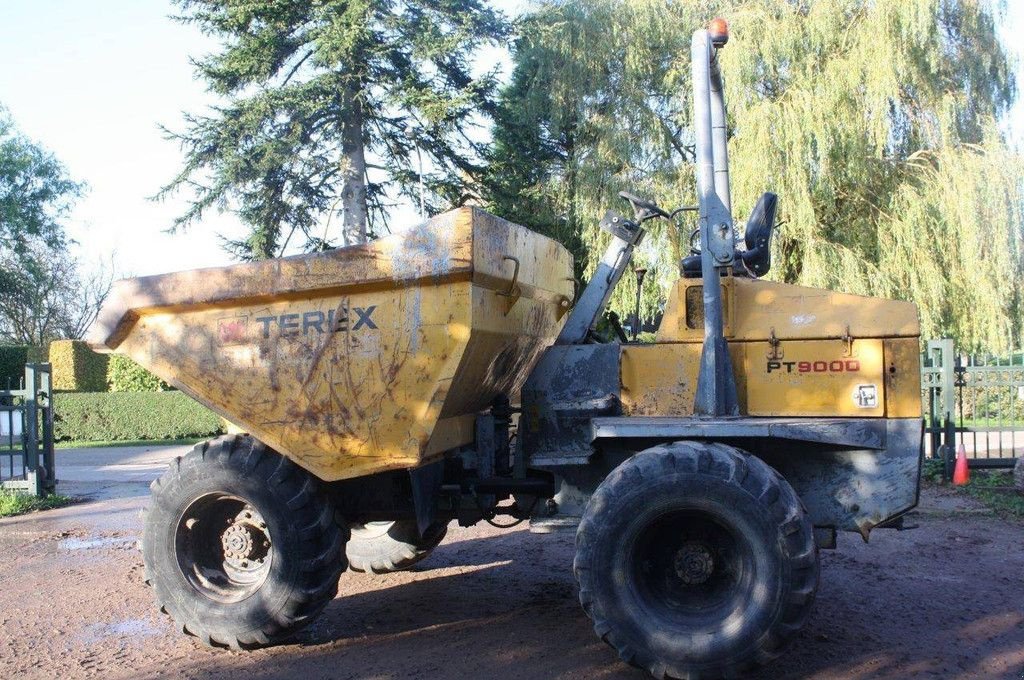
952, 443, 970, 486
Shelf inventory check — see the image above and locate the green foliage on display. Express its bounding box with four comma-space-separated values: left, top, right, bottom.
49, 340, 109, 392
485, 0, 1022, 351
0, 109, 107, 346
723, 1, 1021, 352
0, 345, 48, 387
25, 345, 47, 363
635, 331, 658, 344
164, 0, 509, 257
106, 355, 170, 392
961, 471, 1024, 518
0, 106, 81, 255
55, 437, 205, 449
921, 457, 947, 485
483, 0, 701, 322
0, 490, 74, 518
957, 386, 1024, 424
54, 392, 225, 442
0, 345, 28, 387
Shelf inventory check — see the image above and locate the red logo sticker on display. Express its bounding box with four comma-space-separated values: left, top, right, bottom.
217, 317, 248, 344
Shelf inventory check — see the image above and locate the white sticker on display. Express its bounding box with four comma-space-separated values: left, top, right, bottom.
791, 314, 816, 326
853, 384, 878, 408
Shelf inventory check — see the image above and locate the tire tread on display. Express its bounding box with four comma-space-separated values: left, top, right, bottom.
144, 434, 344, 649
574, 441, 819, 679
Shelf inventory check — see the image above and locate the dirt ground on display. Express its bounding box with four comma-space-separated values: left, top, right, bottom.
1, 452, 1023, 680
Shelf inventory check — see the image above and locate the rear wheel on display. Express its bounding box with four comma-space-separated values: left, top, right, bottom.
143, 435, 346, 649
346, 520, 448, 573
574, 441, 818, 679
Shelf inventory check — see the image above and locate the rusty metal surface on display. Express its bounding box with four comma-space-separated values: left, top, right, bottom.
521, 344, 621, 466
757, 418, 923, 539
540, 416, 920, 537
87, 208, 573, 482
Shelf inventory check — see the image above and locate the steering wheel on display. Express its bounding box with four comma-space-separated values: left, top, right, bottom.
689, 226, 702, 255
618, 191, 671, 222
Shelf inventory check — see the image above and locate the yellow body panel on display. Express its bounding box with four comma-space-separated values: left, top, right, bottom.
89, 208, 574, 481
658, 277, 920, 343
626, 277, 921, 418
741, 339, 885, 417
883, 337, 924, 418
621, 345, 699, 416
622, 340, 889, 417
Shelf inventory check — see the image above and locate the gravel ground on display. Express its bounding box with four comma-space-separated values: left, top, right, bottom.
0, 450, 1022, 680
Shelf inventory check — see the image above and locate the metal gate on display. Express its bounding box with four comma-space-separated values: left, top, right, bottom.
0, 363, 56, 496
921, 339, 1024, 468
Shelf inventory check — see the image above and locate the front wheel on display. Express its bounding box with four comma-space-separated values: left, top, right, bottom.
574, 441, 818, 679
143, 435, 346, 649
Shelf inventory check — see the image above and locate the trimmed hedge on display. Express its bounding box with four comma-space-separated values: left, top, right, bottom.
54, 392, 224, 442
0, 345, 29, 388
107, 355, 170, 392
50, 340, 108, 392
26, 345, 48, 364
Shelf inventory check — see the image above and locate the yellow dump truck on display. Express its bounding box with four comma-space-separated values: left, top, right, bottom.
89, 21, 921, 679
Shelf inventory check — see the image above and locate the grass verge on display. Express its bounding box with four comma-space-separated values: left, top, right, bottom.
959, 470, 1024, 518
0, 490, 76, 518
55, 437, 205, 450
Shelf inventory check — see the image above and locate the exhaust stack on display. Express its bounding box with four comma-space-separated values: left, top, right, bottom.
691, 21, 739, 417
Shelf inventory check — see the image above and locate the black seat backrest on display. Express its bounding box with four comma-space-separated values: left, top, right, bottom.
739, 192, 777, 277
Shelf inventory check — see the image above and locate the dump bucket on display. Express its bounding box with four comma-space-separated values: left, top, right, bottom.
89, 208, 574, 481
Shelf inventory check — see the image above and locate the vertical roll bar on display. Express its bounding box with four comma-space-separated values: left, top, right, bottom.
691, 27, 739, 417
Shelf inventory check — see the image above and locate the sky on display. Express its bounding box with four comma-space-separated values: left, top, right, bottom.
0, 0, 1022, 280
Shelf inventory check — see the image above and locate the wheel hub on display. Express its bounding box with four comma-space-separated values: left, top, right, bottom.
220, 508, 271, 565
674, 541, 715, 585
176, 495, 274, 604
221, 523, 265, 561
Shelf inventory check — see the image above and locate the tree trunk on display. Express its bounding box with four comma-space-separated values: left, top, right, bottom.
340, 81, 369, 245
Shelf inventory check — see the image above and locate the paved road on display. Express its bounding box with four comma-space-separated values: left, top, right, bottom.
2, 443, 188, 486
57, 444, 187, 482
54, 443, 190, 501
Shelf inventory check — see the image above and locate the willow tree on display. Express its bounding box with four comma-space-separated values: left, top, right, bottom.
723, 0, 1021, 351
486, 0, 1022, 351
163, 0, 507, 259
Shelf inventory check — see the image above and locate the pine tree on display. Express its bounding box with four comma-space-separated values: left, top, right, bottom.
484, 0, 1022, 351
162, 0, 508, 259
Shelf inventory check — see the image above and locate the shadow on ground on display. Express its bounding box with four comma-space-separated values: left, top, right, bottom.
2, 462, 1023, 680
131, 505, 1024, 680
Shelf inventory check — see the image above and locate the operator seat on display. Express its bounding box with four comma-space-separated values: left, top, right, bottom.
682, 192, 778, 278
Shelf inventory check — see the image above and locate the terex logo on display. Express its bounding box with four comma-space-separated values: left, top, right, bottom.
255, 305, 378, 339
767, 359, 861, 374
